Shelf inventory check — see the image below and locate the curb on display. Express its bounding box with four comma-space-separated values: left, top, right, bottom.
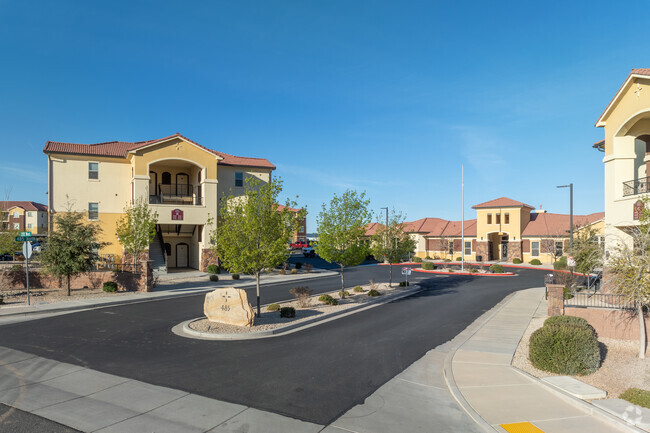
413, 269, 515, 276
174, 285, 423, 341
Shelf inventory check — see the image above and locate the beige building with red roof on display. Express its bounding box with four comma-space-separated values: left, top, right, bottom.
595, 68, 650, 255
44, 133, 275, 272
0, 201, 48, 235
389, 197, 603, 264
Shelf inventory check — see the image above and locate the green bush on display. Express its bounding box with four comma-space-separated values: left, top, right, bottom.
267, 303, 281, 311
232, 273, 240, 280
456, 257, 462, 261
422, 262, 435, 270
489, 264, 504, 273
398, 281, 410, 287
206, 264, 219, 274
545, 315, 595, 335
368, 289, 382, 296
11, 264, 23, 271
103, 281, 118, 292
513, 258, 522, 264
529, 259, 542, 265
469, 268, 479, 273
353, 286, 364, 292
209, 274, 219, 282
295, 262, 302, 269
280, 307, 296, 318
0, 295, 4, 305
412, 257, 423, 263
563, 287, 573, 300
339, 290, 350, 298
425, 255, 432, 260
529, 324, 601, 375
554, 256, 568, 270
620, 388, 650, 409
291, 269, 298, 274
444, 258, 451, 262
318, 294, 338, 305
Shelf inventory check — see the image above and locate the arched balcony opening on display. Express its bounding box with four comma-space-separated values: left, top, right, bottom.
148, 160, 204, 205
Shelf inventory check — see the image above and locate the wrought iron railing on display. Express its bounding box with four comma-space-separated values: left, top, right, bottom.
564, 292, 635, 310
149, 184, 202, 205
623, 176, 650, 197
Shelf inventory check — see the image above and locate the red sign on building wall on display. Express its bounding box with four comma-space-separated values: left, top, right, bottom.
633, 200, 645, 220
172, 209, 184, 221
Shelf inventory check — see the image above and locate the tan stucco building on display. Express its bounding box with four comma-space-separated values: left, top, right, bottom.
0, 201, 48, 235
44, 133, 274, 272
595, 68, 650, 256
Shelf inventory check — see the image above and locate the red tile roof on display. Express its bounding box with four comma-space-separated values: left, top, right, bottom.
473, 197, 535, 209
403, 217, 449, 233
0, 201, 48, 212
275, 204, 303, 213
439, 219, 477, 237
364, 222, 385, 236
522, 212, 604, 237
43, 133, 276, 169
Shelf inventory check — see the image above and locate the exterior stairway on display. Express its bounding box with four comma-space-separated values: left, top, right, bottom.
149, 231, 167, 276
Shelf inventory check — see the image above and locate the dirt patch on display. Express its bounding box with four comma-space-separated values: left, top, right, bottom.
0, 286, 134, 306
513, 316, 650, 398
189, 282, 414, 335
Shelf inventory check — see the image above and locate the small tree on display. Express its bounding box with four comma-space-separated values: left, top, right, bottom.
212, 176, 304, 317
572, 225, 603, 291
116, 197, 159, 268
370, 209, 416, 287
41, 209, 106, 296
607, 196, 650, 358
315, 190, 371, 296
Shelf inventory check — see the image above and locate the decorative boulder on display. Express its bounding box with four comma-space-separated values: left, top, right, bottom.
204, 287, 255, 327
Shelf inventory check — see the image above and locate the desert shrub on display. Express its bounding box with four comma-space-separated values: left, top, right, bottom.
305, 263, 313, 273
290, 286, 313, 308
469, 268, 479, 273
529, 259, 542, 265
282, 262, 290, 271
425, 255, 432, 260
398, 281, 410, 287
353, 286, 364, 292
295, 262, 302, 269
433, 256, 440, 260
456, 257, 462, 261
209, 275, 219, 282
318, 294, 338, 305
620, 388, 650, 409
444, 258, 451, 262
232, 273, 240, 280
11, 264, 22, 271
280, 307, 296, 318
489, 264, 504, 273
447, 269, 455, 273
0, 295, 4, 305
267, 303, 281, 311
513, 258, 522, 264
368, 288, 382, 295
544, 315, 595, 335
206, 264, 219, 274
421, 262, 435, 270
102, 281, 118, 292
291, 269, 298, 274
279, 269, 286, 275
339, 290, 350, 298
554, 256, 568, 270
529, 324, 600, 375
412, 257, 422, 263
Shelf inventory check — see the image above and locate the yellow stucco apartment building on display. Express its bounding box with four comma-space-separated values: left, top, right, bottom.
594, 68, 650, 256
44, 133, 274, 273
367, 197, 603, 264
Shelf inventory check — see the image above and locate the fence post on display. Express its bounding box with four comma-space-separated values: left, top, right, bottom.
546, 283, 565, 317
140, 260, 154, 292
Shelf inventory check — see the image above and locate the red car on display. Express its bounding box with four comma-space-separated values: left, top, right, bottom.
290, 240, 310, 249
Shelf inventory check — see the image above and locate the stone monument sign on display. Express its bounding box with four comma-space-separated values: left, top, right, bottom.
204, 287, 255, 327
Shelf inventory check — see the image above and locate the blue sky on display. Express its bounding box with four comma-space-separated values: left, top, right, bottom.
0, 1, 647, 231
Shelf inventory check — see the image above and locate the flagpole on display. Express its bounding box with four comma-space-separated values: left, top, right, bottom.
461, 164, 464, 272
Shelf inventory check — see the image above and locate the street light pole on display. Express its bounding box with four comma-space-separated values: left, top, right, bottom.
380, 207, 388, 248
557, 183, 574, 255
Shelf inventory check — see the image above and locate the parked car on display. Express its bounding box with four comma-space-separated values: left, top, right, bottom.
302, 246, 316, 258
32, 242, 42, 252
0, 253, 12, 261
290, 240, 310, 249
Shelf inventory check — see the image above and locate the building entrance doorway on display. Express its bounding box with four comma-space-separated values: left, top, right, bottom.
176, 243, 189, 268
501, 235, 509, 260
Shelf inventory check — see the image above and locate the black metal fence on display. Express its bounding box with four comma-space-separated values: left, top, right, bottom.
93, 262, 141, 273
149, 184, 202, 205
623, 176, 650, 197
564, 292, 635, 310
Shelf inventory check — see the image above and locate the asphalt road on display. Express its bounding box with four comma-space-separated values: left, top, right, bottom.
0, 403, 80, 433
0, 265, 548, 425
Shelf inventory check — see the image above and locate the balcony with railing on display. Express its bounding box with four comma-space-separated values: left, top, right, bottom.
149, 183, 202, 205
623, 177, 650, 197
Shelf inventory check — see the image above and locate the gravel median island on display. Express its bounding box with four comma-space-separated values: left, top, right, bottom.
189, 282, 415, 335
512, 316, 649, 399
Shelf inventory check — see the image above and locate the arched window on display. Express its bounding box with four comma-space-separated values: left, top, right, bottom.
162, 172, 171, 185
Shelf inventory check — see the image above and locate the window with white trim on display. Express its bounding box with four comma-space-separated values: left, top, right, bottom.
13, 223, 19, 230
89, 162, 99, 180
27, 223, 33, 229
464, 241, 471, 255
88, 203, 99, 220
13, 211, 19, 218
27, 212, 33, 217
531, 241, 540, 257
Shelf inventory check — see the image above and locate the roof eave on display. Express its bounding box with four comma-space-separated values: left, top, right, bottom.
596, 73, 650, 127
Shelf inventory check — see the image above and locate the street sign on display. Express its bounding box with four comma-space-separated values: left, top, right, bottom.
22, 241, 33, 259
15, 236, 38, 242
20, 231, 32, 237
567, 256, 576, 268
401, 267, 412, 276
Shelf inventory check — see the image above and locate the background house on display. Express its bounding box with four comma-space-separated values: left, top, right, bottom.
0, 201, 48, 236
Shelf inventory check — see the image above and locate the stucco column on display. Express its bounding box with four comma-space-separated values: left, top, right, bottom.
546, 284, 565, 317
644, 154, 650, 180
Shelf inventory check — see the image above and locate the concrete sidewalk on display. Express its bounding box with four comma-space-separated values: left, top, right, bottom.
0, 267, 338, 321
